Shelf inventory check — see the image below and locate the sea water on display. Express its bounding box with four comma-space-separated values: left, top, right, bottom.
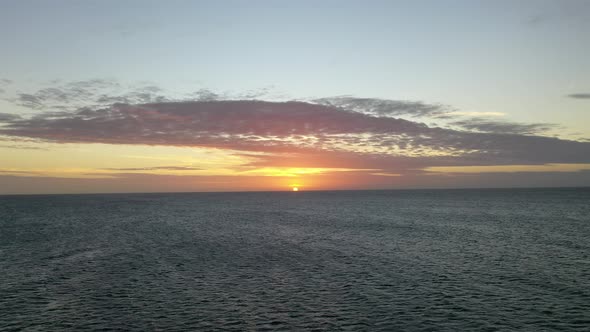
1, 188, 589, 331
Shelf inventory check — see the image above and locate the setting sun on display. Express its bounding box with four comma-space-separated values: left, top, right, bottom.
292, 187, 299, 191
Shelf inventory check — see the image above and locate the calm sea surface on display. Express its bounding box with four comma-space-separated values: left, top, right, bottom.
1, 188, 589, 331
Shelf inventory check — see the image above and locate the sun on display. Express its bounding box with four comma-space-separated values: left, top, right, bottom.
292, 187, 299, 191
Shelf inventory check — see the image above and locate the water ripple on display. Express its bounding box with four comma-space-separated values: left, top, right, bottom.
1, 188, 589, 331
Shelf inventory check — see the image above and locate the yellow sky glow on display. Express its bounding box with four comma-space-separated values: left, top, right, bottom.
425, 164, 590, 174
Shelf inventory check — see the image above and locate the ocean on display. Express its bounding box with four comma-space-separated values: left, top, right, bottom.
1, 188, 589, 331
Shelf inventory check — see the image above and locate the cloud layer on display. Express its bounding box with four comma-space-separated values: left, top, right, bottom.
1, 80, 589, 187
2, 99, 589, 171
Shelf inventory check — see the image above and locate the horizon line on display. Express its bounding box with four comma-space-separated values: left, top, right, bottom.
2, 185, 589, 197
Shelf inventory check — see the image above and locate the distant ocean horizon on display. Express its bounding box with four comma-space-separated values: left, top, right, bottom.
2, 185, 590, 197
1, 187, 589, 331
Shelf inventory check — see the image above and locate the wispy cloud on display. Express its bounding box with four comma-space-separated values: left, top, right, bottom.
0, 144, 47, 150
314, 96, 450, 118
8, 79, 168, 111
450, 118, 557, 135
425, 163, 590, 174
567, 93, 590, 99
444, 111, 506, 117
0, 113, 21, 121
101, 166, 202, 171
0, 169, 39, 175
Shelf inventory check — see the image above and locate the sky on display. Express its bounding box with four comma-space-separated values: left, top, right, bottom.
1, 0, 589, 194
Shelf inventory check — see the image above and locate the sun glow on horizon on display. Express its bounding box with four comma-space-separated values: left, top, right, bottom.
292, 186, 299, 191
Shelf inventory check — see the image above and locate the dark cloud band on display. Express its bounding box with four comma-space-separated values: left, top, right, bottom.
567, 93, 590, 99
1, 99, 589, 169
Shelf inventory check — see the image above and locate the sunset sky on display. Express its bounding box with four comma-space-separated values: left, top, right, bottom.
1, 0, 589, 194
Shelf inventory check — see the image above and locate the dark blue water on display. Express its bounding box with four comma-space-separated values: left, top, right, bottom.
1, 188, 589, 331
